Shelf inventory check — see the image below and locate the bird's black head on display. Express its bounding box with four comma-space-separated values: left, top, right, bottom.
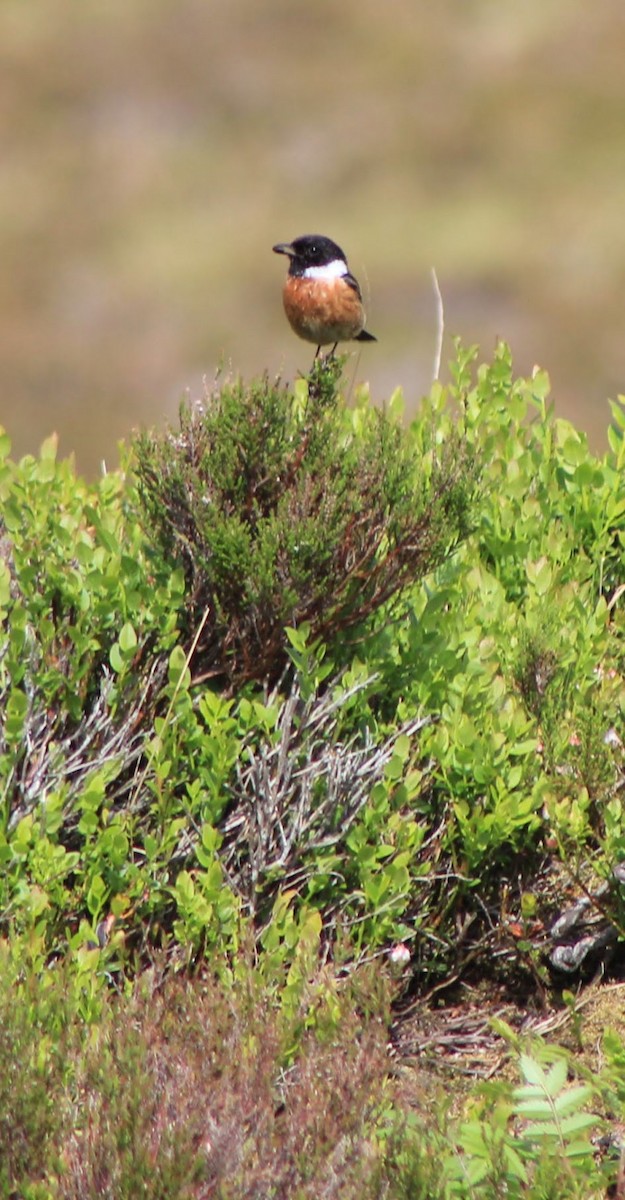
272, 234, 347, 275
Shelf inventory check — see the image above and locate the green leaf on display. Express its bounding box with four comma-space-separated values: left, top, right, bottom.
526, 556, 552, 596
109, 642, 124, 673
39, 433, 58, 461
552, 1085, 593, 1114
168, 644, 190, 689
5, 687, 28, 745
118, 621, 137, 654
542, 1057, 569, 1096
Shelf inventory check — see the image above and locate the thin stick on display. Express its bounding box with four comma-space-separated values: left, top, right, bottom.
128, 604, 212, 806
431, 267, 444, 382
161, 604, 212, 726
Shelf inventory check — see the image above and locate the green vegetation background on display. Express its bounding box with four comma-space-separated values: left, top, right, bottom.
3, 345, 625, 1196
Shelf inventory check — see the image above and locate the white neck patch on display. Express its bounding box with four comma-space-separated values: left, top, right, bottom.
303, 259, 348, 280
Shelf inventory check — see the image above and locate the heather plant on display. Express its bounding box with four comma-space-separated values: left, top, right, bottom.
0, 950, 394, 1200
0, 966, 65, 1192
0, 946, 616, 1200
132, 356, 476, 688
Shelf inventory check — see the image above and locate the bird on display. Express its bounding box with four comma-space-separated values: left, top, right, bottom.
272, 234, 377, 358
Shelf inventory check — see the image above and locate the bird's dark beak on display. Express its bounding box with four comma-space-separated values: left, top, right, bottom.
272, 242, 294, 257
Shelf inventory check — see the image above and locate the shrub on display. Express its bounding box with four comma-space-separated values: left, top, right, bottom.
0, 957, 65, 1192
0, 434, 185, 960
2, 343, 625, 993
42, 962, 391, 1200
0, 951, 614, 1200
132, 357, 476, 688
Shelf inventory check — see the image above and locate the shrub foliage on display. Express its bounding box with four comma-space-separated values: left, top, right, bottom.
1, 343, 625, 992
3, 342, 625, 1194
0, 948, 615, 1200
133, 358, 475, 687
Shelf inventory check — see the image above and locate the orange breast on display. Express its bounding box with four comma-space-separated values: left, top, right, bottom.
282, 276, 366, 345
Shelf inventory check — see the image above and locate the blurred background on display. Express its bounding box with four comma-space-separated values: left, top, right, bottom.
3, 0, 625, 475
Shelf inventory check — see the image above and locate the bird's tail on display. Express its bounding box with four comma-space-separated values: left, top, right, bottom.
355, 330, 377, 343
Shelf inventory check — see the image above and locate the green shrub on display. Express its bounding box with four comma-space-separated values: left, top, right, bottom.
3, 333, 625, 1193
132, 357, 475, 688
2, 343, 625, 992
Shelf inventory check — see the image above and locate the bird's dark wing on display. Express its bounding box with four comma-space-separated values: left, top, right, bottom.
344, 270, 363, 300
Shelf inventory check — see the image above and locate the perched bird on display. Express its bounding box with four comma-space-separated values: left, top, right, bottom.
272, 234, 377, 357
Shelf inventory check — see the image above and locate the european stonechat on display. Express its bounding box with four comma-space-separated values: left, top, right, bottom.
272, 234, 377, 357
